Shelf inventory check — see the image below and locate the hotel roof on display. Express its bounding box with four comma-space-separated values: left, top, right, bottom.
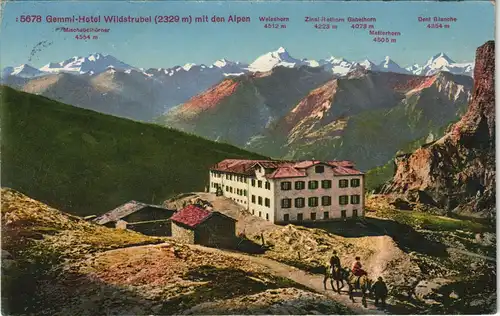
210, 159, 363, 178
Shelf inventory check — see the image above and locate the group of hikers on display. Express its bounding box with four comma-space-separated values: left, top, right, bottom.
328, 250, 388, 307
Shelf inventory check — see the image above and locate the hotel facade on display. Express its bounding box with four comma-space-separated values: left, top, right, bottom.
209, 159, 365, 224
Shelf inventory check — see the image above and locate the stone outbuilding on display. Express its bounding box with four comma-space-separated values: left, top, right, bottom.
93, 200, 176, 236
170, 205, 237, 248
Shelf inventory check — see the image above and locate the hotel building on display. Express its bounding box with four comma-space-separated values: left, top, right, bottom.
208, 159, 364, 223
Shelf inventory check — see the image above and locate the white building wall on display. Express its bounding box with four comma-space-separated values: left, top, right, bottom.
248, 167, 275, 222
210, 164, 364, 224
273, 165, 364, 223
209, 171, 223, 193
209, 171, 250, 208
331, 174, 364, 218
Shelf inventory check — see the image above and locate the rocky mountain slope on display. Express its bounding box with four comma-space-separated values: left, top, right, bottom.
247, 70, 472, 171
1, 188, 352, 315
1, 86, 266, 216
158, 66, 333, 146
381, 41, 495, 220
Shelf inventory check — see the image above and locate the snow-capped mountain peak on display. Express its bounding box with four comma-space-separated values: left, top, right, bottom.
247, 47, 302, 72
422, 52, 456, 71
276, 46, 287, 53
6, 64, 45, 78
213, 59, 230, 68
418, 52, 473, 76
182, 63, 197, 71
40, 53, 133, 75
359, 59, 378, 70
378, 56, 409, 74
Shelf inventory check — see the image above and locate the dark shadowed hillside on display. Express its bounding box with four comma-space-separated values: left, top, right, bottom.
0, 86, 266, 216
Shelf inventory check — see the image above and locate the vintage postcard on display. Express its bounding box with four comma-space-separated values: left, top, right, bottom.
0, 0, 496, 315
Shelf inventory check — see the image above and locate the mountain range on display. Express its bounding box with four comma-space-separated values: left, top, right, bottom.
1, 48, 475, 122
160, 67, 473, 173
3, 47, 474, 79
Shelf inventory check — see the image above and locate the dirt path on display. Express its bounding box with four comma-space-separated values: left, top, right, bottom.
125, 242, 386, 315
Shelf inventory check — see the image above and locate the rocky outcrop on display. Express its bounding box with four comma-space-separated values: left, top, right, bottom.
381, 41, 495, 220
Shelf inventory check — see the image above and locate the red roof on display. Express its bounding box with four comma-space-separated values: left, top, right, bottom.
170, 205, 212, 228
211, 159, 363, 177
326, 160, 355, 168
170, 205, 236, 228
332, 165, 364, 175
292, 160, 322, 168
210, 159, 270, 175
266, 166, 307, 179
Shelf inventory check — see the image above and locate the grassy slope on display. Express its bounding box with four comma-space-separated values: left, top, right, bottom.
1, 86, 266, 216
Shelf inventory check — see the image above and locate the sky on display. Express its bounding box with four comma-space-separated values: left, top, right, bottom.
0, 1, 495, 69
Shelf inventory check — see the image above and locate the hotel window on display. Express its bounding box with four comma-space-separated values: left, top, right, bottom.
297, 213, 303, 221
321, 180, 332, 189
339, 179, 349, 188
258, 196, 263, 205
266, 214, 269, 220
351, 195, 361, 204
341, 210, 347, 218
308, 180, 319, 190
321, 196, 332, 206
265, 181, 271, 190
339, 195, 349, 205
251, 195, 256, 203
281, 181, 292, 190
226, 174, 229, 180
295, 197, 305, 208
323, 211, 329, 219
225, 186, 228, 192
259, 211, 262, 218
284, 214, 290, 222
243, 190, 247, 196
353, 209, 358, 218
351, 178, 361, 187
229, 187, 233, 193
308, 197, 319, 207
230, 175, 233, 181
265, 198, 270, 207
311, 212, 316, 220
315, 165, 324, 173
251, 179, 256, 187
295, 181, 305, 190
258, 180, 262, 188
281, 198, 291, 208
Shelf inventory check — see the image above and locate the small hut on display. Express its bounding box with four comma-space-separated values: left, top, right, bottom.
93, 201, 176, 236
170, 205, 236, 248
